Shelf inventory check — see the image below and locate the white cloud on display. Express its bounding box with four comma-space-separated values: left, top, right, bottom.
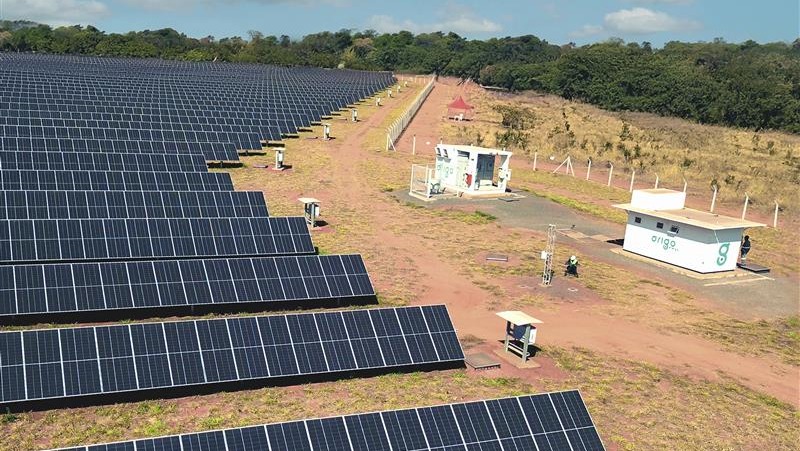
569, 7, 701, 38
366, 3, 501, 35
569, 24, 604, 38
1, 0, 110, 26
604, 7, 701, 34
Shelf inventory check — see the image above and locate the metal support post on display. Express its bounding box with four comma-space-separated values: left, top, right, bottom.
741, 193, 749, 220
710, 185, 718, 212
774, 201, 779, 228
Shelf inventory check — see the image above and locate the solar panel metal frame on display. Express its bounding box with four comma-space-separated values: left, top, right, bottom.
48, 390, 604, 451
0, 305, 464, 411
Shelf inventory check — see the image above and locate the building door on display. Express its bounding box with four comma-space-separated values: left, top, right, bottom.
456, 152, 469, 188
476, 154, 495, 187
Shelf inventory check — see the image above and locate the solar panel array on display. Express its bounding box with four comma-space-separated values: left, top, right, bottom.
0, 53, 395, 153
0, 305, 462, 405
0, 53, 392, 323
0, 54, 604, 449
1, 255, 374, 317
52, 390, 604, 451
0, 190, 269, 220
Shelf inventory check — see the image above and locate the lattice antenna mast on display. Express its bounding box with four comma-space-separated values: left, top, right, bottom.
542, 224, 557, 286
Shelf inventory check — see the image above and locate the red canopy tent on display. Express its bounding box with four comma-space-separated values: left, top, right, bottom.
447, 96, 474, 120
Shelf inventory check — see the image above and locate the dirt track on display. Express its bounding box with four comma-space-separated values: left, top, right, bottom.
298, 78, 799, 407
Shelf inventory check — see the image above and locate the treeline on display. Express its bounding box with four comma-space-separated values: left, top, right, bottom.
1, 21, 798, 133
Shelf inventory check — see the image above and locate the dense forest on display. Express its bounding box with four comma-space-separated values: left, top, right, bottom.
1, 21, 798, 133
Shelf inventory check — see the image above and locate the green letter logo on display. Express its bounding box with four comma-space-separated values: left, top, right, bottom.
716, 243, 730, 266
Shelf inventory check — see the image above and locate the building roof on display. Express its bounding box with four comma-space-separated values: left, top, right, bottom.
447, 96, 474, 110
613, 204, 765, 230
496, 311, 543, 326
436, 144, 512, 156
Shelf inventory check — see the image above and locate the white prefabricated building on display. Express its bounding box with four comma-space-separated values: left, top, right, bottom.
614, 189, 764, 273
433, 144, 512, 196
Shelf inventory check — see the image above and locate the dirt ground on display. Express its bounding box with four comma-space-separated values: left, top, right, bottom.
3, 79, 798, 451
269, 78, 799, 403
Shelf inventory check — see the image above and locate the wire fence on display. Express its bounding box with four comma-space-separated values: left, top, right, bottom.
386, 75, 435, 151
532, 153, 783, 228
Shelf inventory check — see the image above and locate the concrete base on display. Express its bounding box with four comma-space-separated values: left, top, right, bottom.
737, 262, 771, 273
611, 249, 752, 280
492, 349, 541, 369
465, 352, 501, 370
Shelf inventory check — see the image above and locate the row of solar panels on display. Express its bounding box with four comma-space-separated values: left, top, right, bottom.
53, 391, 604, 451
2, 124, 268, 148
0, 216, 315, 264
0, 190, 268, 220
1, 101, 343, 116
1, 103, 339, 119
0, 254, 373, 318
0, 170, 233, 191
3, 113, 322, 130
0, 150, 208, 172
0, 306, 458, 404
0, 53, 395, 77
0, 82, 384, 95
0, 138, 240, 161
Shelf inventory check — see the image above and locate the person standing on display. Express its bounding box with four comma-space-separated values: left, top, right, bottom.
740, 235, 752, 263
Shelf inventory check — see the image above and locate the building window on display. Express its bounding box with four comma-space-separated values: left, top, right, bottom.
634, 217, 642, 224
656, 222, 664, 229
669, 225, 680, 234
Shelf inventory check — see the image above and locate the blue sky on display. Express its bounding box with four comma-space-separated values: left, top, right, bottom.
3, 0, 798, 46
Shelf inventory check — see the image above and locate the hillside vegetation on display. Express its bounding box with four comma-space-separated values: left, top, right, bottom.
1, 21, 798, 133
444, 89, 800, 212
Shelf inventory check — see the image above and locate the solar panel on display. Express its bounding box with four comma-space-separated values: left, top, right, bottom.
48, 391, 604, 451
0, 216, 313, 263
0, 53, 395, 152
0, 254, 374, 320
0, 305, 463, 409
0, 137, 240, 161
0, 150, 209, 172
0, 170, 234, 191
0, 190, 269, 220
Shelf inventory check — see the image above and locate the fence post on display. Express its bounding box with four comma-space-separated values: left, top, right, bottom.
741, 193, 749, 220
683, 178, 687, 193
654, 174, 659, 189
586, 159, 592, 180
412, 135, 416, 155
773, 201, 779, 228
607, 164, 613, 187
533, 152, 538, 171
710, 185, 717, 213
629, 170, 636, 192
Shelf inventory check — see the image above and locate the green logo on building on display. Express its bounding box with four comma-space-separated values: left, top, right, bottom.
716, 243, 730, 266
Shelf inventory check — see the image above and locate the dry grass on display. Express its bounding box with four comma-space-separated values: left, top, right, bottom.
3, 347, 796, 451
6, 81, 797, 450
441, 88, 800, 274
446, 89, 800, 213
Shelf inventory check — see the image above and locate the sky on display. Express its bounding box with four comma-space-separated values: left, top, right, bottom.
1, 0, 798, 46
